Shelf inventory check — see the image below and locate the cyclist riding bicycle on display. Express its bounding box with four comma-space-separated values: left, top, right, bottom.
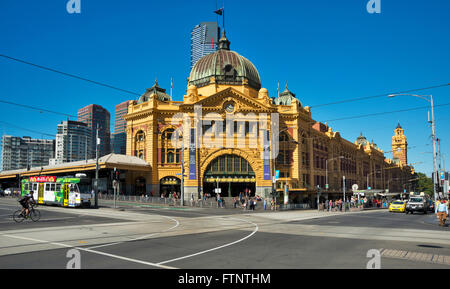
19, 191, 35, 217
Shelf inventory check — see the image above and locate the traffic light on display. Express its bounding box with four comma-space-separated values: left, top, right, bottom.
436, 183, 441, 194
271, 189, 279, 198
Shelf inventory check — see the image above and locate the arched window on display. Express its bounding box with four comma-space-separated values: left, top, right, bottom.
162, 128, 174, 141
134, 130, 146, 160
135, 130, 145, 142
205, 155, 254, 177
161, 128, 181, 164
167, 151, 174, 163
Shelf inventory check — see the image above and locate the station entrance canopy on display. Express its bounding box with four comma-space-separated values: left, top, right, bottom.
0, 153, 150, 181
352, 189, 386, 197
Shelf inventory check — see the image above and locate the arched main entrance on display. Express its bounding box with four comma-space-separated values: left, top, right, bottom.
160, 177, 181, 198
203, 154, 256, 198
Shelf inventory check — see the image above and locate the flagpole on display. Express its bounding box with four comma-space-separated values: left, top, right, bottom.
277, 81, 280, 97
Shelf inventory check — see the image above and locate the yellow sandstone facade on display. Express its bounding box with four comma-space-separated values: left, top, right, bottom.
123, 31, 412, 204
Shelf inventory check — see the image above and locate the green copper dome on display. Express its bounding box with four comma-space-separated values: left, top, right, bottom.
188, 31, 261, 91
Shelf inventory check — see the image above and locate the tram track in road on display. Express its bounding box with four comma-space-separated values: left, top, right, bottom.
83, 214, 180, 250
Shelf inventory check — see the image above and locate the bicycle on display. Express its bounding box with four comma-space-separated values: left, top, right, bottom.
13, 202, 41, 223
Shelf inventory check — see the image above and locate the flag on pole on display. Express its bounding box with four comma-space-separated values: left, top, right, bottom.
214, 8, 223, 15
170, 77, 173, 98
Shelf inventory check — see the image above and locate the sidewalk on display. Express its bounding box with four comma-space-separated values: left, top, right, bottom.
98, 198, 387, 221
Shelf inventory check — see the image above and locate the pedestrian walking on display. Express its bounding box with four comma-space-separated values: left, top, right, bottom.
436, 199, 448, 226
435, 199, 441, 214
264, 198, 267, 211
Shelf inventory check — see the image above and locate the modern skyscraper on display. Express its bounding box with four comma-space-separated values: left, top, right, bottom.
190, 22, 220, 69
1, 135, 55, 171
50, 120, 92, 165
78, 104, 111, 158
112, 100, 130, 154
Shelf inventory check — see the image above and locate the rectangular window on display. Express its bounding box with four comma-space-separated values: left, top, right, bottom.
212, 159, 218, 172
227, 156, 233, 172
234, 156, 240, 172
241, 159, 247, 172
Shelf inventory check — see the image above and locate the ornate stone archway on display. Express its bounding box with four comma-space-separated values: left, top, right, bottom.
199, 148, 262, 182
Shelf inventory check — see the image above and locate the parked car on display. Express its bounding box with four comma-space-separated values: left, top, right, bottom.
406, 196, 428, 214
4, 188, 20, 197
389, 200, 406, 213
4, 188, 12, 196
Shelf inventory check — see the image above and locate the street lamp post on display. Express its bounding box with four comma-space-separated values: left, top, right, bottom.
94, 124, 99, 209
388, 94, 438, 205
367, 170, 381, 191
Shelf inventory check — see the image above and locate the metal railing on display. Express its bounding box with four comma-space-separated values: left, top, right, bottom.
279, 203, 310, 210
98, 194, 310, 211
98, 194, 320, 211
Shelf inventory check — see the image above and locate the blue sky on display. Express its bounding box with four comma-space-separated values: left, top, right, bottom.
0, 0, 449, 177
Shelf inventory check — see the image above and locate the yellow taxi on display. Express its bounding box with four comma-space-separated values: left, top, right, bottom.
389, 200, 406, 213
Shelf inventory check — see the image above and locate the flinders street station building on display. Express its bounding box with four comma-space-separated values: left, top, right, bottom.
123, 30, 413, 204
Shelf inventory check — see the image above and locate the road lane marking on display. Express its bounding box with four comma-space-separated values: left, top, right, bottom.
2, 234, 177, 269
157, 216, 258, 265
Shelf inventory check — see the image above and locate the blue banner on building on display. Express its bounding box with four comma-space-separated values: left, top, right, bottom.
189, 128, 197, 180
263, 130, 271, 180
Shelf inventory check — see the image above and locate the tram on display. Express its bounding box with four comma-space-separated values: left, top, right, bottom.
21, 175, 92, 207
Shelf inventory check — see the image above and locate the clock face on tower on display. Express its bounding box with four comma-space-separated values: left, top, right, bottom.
397, 147, 402, 152
224, 102, 235, 113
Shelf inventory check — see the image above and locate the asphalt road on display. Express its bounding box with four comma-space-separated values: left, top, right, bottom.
290, 210, 450, 231
0, 197, 449, 269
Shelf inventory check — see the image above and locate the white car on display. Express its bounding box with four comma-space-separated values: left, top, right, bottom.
4, 188, 19, 196
4, 188, 12, 196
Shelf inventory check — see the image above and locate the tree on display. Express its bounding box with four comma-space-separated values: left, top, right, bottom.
412, 172, 433, 197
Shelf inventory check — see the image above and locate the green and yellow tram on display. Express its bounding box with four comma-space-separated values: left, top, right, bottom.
21, 176, 92, 207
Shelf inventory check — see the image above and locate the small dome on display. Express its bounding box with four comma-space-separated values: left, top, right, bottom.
356, 133, 369, 146
274, 84, 298, 106
138, 79, 171, 103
